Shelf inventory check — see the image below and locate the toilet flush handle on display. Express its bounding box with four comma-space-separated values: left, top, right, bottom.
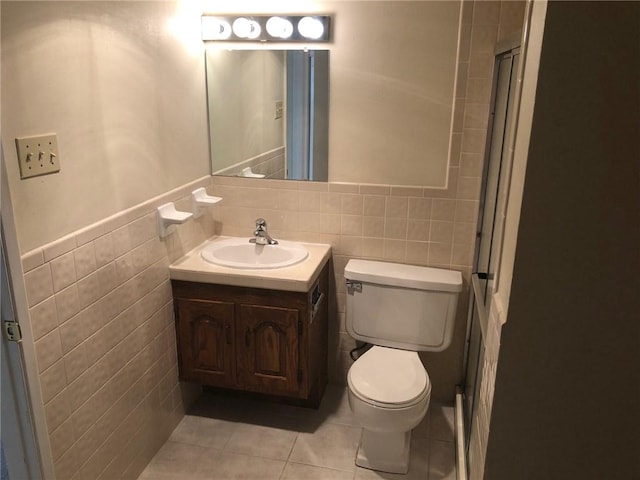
346, 280, 362, 294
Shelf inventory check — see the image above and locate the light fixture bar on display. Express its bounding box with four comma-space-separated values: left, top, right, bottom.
202, 15, 331, 43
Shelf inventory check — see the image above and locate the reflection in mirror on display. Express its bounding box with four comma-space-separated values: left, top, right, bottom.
206, 49, 329, 181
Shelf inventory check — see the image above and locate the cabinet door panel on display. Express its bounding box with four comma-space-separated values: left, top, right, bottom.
176, 299, 235, 386
253, 322, 287, 375
238, 304, 299, 395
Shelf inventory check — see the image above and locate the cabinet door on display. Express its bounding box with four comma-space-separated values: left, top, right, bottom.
176, 299, 235, 387
237, 304, 300, 395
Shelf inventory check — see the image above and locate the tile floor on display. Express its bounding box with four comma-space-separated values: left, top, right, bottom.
138, 385, 456, 480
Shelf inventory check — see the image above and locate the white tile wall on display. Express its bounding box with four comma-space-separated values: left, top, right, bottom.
22, 177, 212, 479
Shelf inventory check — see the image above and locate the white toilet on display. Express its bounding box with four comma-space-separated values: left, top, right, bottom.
344, 259, 462, 474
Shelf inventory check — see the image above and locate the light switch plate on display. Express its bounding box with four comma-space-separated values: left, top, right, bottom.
15, 134, 60, 179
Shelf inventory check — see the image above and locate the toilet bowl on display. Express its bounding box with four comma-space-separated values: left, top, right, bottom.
347, 346, 431, 473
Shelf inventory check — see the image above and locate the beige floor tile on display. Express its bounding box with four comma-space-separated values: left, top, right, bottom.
224, 423, 298, 460
149, 440, 207, 463
137, 388, 457, 480
282, 462, 355, 480
429, 404, 455, 442
192, 392, 298, 425
412, 412, 431, 439
289, 422, 362, 472
250, 384, 359, 430
137, 463, 199, 480
189, 392, 323, 435
195, 450, 285, 480
169, 415, 236, 450
428, 440, 456, 480
138, 441, 209, 479
316, 384, 361, 428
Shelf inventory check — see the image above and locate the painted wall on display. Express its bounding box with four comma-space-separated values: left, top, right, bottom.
484, 2, 639, 479
1, 1, 210, 252
328, 0, 459, 186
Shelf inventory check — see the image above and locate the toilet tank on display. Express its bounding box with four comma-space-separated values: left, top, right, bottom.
344, 259, 462, 352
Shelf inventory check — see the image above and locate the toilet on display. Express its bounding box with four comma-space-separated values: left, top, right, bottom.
344, 259, 462, 474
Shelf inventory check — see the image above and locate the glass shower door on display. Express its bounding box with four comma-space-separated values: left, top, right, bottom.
462, 46, 520, 464
475, 49, 520, 306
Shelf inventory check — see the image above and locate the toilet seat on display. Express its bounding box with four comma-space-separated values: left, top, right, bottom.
348, 346, 430, 409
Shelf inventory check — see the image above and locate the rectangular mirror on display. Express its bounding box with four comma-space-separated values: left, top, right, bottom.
206, 48, 329, 181
205, 1, 460, 188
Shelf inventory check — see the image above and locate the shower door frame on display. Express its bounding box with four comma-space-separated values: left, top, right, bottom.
460, 33, 522, 475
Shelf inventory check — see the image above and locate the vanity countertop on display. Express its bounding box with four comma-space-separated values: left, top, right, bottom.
169, 236, 332, 292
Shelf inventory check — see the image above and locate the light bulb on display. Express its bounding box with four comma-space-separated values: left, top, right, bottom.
202, 17, 232, 40
298, 16, 324, 40
232, 17, 261, 39
266, 16, 294, 39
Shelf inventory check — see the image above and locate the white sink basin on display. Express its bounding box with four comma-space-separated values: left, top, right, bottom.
201, 237, 309, 269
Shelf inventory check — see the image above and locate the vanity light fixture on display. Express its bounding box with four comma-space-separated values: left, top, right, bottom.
202, 14, 331, 43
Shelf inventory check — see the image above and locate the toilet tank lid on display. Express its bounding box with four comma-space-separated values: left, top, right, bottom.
345, 259, 462, 292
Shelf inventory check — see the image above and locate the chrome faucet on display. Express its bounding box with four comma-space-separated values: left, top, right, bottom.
250, 218, 278, 245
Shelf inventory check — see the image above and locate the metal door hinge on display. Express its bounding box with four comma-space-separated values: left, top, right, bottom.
3, 321, 22, 342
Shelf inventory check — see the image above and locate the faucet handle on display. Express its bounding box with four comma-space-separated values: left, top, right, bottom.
255, 218, 267, 229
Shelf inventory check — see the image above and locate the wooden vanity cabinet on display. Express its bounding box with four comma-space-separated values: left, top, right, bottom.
172, 263, 328, 406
